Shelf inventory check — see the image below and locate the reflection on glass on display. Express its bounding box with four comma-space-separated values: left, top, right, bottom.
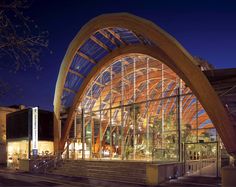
7, 140, 54, 168
64, 55, 216, 162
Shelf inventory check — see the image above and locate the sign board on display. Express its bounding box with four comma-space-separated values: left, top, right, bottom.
32, 107, 38, 156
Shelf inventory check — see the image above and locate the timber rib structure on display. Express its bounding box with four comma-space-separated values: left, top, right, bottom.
54, 13, 236, 160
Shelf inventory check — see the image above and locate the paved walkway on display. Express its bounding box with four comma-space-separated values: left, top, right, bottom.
0, 168, 221, 187
0, 168, 146, 187
159, 176, 221, 187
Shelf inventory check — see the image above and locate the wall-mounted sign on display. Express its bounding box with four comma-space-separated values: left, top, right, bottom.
32, 107, 38, 156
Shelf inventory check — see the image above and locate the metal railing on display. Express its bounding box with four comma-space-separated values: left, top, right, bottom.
31, 155, 63, 174
185, 158, 216, 175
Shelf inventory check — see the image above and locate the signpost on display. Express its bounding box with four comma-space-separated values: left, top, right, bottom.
32, 107, 38, 157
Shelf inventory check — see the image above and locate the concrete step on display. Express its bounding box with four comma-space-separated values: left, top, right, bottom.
52, 169, 145, 178
62, 163, 146, 168
53, 166, 145, 175
62, 163, 146, 169
58, 166, 145, 174
53, 169, 145, 179
60, 161, 146, 170
49, 160, 148, 184
64, 160, 147, 165
62, 161, 146, 168
51, 170, 146, 184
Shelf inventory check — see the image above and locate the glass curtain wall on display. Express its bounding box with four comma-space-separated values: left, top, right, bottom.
67, 55, 216, 161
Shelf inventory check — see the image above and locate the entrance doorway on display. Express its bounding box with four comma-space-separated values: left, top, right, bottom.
184, 142, 220, 177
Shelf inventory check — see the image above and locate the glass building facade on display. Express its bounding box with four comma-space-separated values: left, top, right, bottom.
64, 55, 217, 161
6, 108, 54, 168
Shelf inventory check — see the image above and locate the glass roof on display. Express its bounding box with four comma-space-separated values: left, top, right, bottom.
61, 26, 213, 131
61, 27, 154, 109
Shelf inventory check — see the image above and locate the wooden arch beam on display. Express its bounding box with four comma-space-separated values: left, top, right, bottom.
54, 13, 236, 156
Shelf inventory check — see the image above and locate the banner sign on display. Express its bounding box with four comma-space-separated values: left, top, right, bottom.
32, 107, 38, 156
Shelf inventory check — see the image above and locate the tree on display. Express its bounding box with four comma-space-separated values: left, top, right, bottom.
0, 0, 48, 97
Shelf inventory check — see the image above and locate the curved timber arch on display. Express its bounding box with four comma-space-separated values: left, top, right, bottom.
54, 13, 236, 156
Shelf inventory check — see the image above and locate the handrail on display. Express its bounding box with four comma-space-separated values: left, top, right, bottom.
31, 155, 63, 174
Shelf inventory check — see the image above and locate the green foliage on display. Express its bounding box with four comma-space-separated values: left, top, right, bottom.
182, 123, 192, 143
129, 104, 140, 122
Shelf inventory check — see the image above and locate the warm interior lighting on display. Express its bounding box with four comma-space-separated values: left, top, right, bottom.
65, 54, 216, 161
7, 140, 54, 168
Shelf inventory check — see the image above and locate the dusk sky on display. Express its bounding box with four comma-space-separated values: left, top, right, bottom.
1, 0, 236, 111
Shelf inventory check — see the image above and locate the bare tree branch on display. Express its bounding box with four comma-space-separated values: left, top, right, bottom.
0, 0, 48, 72
0, 0, 48, 98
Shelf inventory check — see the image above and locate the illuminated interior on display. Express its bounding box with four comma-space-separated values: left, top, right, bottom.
7, 140, 28, 168
64, 54, 217, 161
7, 140, 54, 168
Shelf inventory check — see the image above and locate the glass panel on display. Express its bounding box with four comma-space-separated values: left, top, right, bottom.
91, 111, 100, 158
100, 68, 111, 110
68, 111, 83, 159
111, 61, 122, 108
135, 57, 147, 103
123, 57, 134, 105
182, 94, 197, 130
84, 113, 92, 159
162, 131, 178, 161
100, 109, 111, 159
163, 97, 178, 131
123, 105, 133, 160
134, 103, 146, 160
183, 129, 198, 143
198, 128, 216, 143
76, 54, 216, 162
7, 140, 29, 168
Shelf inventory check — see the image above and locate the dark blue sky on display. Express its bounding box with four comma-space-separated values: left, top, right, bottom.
1, 0, 236, 111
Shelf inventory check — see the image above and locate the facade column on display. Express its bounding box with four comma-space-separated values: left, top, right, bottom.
53, 111, 61, 155
90, 86, 93, 159
109, 65, 113, 159
146, 57, 150, 159
74, 114, 77, 138
133, 57, 136, 160
73, 114, 77, 159
196, 99, 199, 143
99, 83, 102, 159
177, 79, 183, 162
121, 59, 125, 160
161, 64, 165, 148
82, 108, 85, 159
